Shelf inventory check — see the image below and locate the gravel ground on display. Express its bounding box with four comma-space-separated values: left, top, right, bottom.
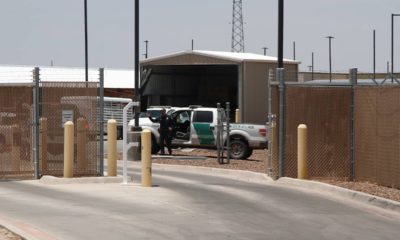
0, 226, 23, 240
152, 148, 400, 203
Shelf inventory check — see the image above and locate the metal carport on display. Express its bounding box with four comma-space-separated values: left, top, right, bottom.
140, 50, 299, 124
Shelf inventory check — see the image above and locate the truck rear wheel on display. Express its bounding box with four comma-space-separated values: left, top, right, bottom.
243, 148, 253, 159
229, 139, 249, 160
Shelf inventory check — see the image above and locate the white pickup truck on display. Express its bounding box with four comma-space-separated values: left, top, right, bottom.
129, 107, 267, 159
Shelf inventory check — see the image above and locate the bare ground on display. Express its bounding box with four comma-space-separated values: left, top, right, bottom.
0, 226, 23, 240
152, 148, 400, 203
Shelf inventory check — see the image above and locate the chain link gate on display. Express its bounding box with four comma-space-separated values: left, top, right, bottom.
38, 68, 104, 177
216, 102, 231, 164
0, 84, 34, 179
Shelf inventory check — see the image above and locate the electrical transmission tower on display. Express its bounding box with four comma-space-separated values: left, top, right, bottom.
231, 0, 245, 52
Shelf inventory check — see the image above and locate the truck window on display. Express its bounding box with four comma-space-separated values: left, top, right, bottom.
193, 111, 213, 123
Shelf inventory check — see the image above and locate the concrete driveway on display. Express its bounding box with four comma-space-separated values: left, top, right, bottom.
0, 162, 399, 240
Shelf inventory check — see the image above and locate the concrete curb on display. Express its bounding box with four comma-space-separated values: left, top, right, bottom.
276, 177, 400, 214
150, 163, 274, 184
39, 175, 122, 185
0, 215, 56, 240
149, 164, 400, 214
37, 164, 400, 214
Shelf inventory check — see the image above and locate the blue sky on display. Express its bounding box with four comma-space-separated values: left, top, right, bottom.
0, 0, 399, 73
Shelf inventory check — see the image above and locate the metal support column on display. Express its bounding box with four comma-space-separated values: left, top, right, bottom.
99, 68, 105, 175
350, 68, 357, 181
277, 68, 285, 178
216, 103, 222, 164
225, 102, 231, 165
267, 69, 274, 176
33, 67, 40, 179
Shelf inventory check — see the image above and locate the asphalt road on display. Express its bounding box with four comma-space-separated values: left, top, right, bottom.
0, 163, 399, 240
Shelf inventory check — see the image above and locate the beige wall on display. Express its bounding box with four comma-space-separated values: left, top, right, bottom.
242, 62, 298, 124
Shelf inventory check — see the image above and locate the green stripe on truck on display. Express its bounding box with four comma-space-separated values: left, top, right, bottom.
193, 123, 215, 145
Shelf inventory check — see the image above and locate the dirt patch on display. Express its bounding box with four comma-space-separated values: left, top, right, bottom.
151, 148, 400, 203
0, 226, 23, 240
152, 149, 268, 173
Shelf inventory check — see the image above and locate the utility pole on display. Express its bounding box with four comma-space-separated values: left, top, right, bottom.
278, 0, 284, 68
391, 14, 400, 82
134, 0, 140, 128
262, 47, 268, 56
84, 0, 88, 83
326, 36, 334, 83
311, 52, 314, 80
192, 39, 194, 51
144, 40, 149, 59
293, 41, 296, 60
373, 30, 376, 81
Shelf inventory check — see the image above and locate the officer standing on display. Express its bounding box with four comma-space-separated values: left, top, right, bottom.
148, 108, 173, 155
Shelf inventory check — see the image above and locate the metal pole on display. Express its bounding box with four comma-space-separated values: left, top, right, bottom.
311, 52, 314, 80
392, 14, 394, 83
262, 47, 268, 56
144, 40, 148, 59
267, 69, 274, 176
84, 0, 88, 83
216, 103, 221, 164
33, 67, 40, 179
293, 41, 296, 60
278, 0, 284, 68
350, 68, 357, 181
226, 102, 231, 165
277, 68, 285, 178
327, 36, 334, 83
192, 39, 194, 51
373, 30, 376, 81
99, 68, 105, 175
390, 14, 400, 82
134, 0, 140, 128
387, 61, 390, 74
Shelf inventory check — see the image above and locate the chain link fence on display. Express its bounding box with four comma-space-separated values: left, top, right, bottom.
0, 86, 33, 179
0, 67, 104, 180
355, 85, 400, 188
268, 70, 400, 188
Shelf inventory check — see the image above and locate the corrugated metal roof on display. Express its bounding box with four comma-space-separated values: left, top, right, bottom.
0, 65, 135, 89
141, 50, 300, 64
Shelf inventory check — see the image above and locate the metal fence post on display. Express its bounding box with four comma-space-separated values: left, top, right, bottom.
350, 68, 357, 181
217, 103, 220, 163
226, 102, 231, 165
267, 69, 274, 175
277, 68, 285, 178
99, 68, 105, 176
33, 67, 40, 179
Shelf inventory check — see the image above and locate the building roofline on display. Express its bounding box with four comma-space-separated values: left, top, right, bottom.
140, 50, 300, 65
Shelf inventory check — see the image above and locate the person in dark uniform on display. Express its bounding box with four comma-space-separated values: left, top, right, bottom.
148, 108, 173, 155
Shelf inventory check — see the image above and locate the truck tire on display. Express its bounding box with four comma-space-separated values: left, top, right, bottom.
243, 148, 253, 159
229, 139, 249, 160
151, 135, 160, 154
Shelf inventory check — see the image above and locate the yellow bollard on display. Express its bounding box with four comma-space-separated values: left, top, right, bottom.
64, 121, 74, 178
235, 109, 240, 123
297, 124, 308, 179
11, 125, 20, 172
77, 118, 88, 172
107, 119, 117, 177
40, 118, 48, 173
141, 129, 152, 187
